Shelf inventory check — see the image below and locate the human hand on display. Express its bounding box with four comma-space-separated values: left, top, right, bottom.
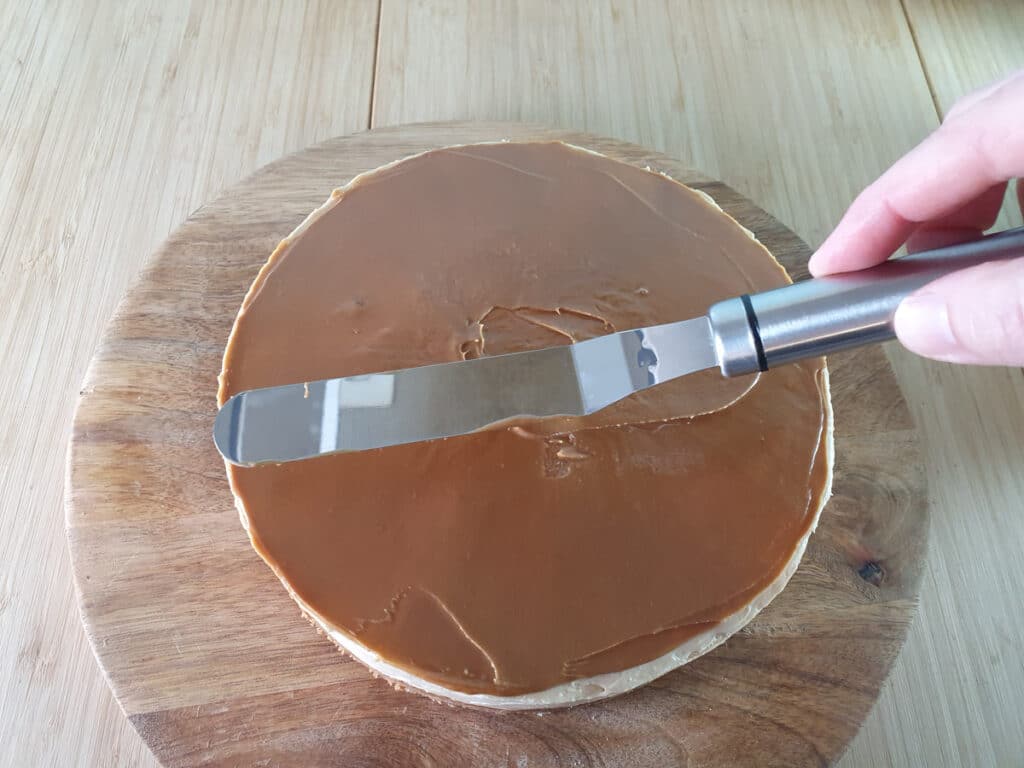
808, 70, 1024, 366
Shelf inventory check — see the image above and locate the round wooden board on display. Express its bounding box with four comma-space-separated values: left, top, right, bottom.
67, 123, 928, 768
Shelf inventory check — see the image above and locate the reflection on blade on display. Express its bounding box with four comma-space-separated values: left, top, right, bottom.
570, 316, 716, 413
214, 316, 719, 465
319, 379, 339, 455
337, 374, 396, 407
320, 375, 397, 454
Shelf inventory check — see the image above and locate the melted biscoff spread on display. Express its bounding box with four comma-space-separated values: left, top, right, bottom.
219, 142, 829, 696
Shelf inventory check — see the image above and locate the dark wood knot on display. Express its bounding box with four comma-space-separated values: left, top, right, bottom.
857, 560, 885, 586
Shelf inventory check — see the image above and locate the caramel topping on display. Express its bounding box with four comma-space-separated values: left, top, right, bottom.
220, 142, 829, 696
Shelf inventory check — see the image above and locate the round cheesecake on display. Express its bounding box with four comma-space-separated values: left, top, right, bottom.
217, 141, 833, 709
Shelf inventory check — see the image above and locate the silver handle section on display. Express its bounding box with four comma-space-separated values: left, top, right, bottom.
708, 226, 1024, 377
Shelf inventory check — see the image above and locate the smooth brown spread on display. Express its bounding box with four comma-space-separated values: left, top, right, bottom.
219, 142, 829, 696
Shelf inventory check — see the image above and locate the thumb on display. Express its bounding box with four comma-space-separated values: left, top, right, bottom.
894, 257, 1024, 366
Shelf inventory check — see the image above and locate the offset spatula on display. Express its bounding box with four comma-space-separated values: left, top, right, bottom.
215, 227, 1024, 465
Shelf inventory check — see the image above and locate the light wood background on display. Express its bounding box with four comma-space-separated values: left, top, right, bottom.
1, 1, 1021, 765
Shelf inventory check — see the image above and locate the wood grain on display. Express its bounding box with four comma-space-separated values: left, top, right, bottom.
373, 0, 936, 250
3, 0, 1022, 765
846, 3, 1024, 765
374, 3, 1024, 765
66, 123, 928, 767
903, 0, 1024, 230
0, 2, 377, 767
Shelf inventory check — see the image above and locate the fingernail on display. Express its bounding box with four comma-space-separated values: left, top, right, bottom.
807, 237, 840, 277
807, 249, 824, 275
894, 294, 960, 360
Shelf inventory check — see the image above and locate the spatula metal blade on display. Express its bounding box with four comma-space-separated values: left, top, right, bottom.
214, 316, 716, 465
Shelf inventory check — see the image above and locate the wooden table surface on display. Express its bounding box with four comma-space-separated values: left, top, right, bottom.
1, 2, 1021, 766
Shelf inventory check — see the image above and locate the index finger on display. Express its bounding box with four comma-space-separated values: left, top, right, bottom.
809, 70, 1024, 276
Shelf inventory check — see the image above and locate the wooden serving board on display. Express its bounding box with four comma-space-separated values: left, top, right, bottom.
66, 123, 928, 768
